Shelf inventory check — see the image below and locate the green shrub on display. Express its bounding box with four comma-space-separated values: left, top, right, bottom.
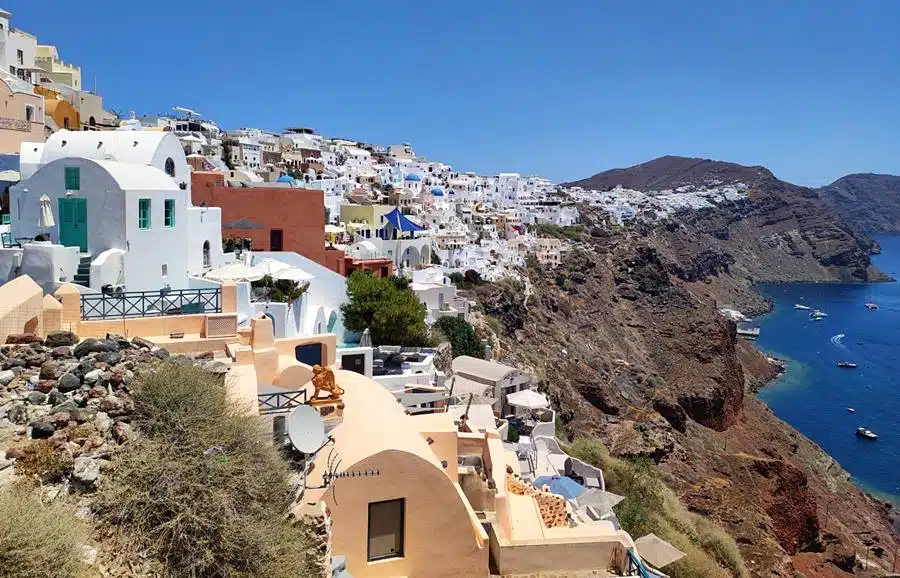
13, 440, 73, 482
435, 316, 485, 359
95, 363, 319, 578
341, 271, 430, 346
0, 486, 87, 578
448, 271, 464, 284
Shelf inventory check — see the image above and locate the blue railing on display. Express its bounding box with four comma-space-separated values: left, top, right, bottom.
80, 288, 221, 320
627, 549, 654, 578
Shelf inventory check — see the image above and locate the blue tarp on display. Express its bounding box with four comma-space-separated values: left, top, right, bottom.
383, 208, 425, 232
532, 475, 585, 499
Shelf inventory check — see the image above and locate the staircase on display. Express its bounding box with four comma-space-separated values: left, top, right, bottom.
74, 255, 91, 288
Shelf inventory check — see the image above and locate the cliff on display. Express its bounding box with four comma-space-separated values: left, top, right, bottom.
818, 173, 900, 233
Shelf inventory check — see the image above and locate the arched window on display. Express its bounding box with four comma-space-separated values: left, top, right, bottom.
202, 240, 210, 268
165, 157, 176, 177
89, 116, 96, 127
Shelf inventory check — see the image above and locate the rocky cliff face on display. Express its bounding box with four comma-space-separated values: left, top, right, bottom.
473, 201, 898, 575
818, 173, 900, 233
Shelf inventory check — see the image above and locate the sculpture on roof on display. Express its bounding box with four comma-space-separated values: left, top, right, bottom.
310, 364, 344, 403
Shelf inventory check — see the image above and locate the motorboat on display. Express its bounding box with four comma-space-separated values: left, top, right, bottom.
810, 310, 828, 320
865, 303, 878, 310
794, 303, 811, 310
856, 427, 877, 440
837, 361, 857, 369
847, 408, 856, 413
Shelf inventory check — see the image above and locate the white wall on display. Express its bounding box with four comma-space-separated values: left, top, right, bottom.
0, 247, 22, 284
185, 206, 225, 275
124, 188, 189, 291
19, 242, 79, 294
89, 248, 125, 289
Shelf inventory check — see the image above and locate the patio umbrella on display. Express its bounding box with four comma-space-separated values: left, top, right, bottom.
252, 257, 292, 277
38, 194, 55, 228
205, 262, 263, 282
532, 475, 585, 500
506, 388, 550, 410
273, 267, 314, 282
634, 533, 686, 569
359, 328, 372, 347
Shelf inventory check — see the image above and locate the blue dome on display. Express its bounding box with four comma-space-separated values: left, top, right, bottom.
276, 175, 295, 183
430, 187, 444, 196
404, 174, 421, 182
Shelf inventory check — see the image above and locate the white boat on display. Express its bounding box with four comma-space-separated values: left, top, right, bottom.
856, 427, 877, 440
847, 408, 856, 413
837, 361, 857, 369
810, 310, 828, 320
794, 304, 811, 310
865, 303, 878, 310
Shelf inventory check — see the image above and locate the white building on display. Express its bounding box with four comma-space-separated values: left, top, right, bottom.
0, 9, 38, 84
410, 266, 468, 323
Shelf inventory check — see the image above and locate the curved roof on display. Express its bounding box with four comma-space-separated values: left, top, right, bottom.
431, 187, 444, 196
41, 130, 180, 167
78, 159, 181, 191
404, 173, 421, 181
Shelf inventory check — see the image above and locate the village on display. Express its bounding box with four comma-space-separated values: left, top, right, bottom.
0, 8, 736, 578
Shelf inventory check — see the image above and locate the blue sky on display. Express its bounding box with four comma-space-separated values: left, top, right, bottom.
5, 0, 899, 186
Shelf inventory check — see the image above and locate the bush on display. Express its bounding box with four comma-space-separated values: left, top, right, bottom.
13, 439, 73, 482
435, 316, 485, 359
448, 272, 464, 284
95, 363, 318, 578
0, 486, 87, 578
251, 275, 309, 304
341, 271, 430, 346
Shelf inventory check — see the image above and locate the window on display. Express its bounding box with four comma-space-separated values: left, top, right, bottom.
138, 199, 151, 230
202, 240, 210, 267
164, 199, 175, 227
64, 167, 80, 190
9, 66, 14, 75
25, 105, 34, 122
63, 117, 70, 129
161, 264, 168, 277
367, 499, 404, 561
16, 50, 23, 65
164, 157, 175, 177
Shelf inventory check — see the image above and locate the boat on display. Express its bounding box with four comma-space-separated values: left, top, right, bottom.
865, 303, 878, 310
794, 303, 811, 310
856, 427, 877, 440
847, 408, 856, 413
810, 310, 828, 320
837, 361, 857, 368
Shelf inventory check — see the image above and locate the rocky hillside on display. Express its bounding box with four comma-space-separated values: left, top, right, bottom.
565, 156, 887, 314
473, 224, 899, 576
818, 173, 900, 233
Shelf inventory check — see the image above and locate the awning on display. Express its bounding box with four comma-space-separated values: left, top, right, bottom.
634, 533, 687, 569
506, 388, 550, 410
383, 207, 424, 232
205, 262, 263, 282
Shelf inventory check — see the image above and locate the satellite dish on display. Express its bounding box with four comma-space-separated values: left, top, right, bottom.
287, 405, 326, 454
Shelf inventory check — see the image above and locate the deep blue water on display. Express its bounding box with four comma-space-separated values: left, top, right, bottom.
755, 235, 900, 502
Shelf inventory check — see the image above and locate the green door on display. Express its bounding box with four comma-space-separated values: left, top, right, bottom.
58, 198, 88, 252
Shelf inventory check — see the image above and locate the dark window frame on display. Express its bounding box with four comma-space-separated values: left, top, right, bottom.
367, 498, 405, 562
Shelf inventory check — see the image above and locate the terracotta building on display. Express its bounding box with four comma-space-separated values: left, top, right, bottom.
191, 171, 326, 265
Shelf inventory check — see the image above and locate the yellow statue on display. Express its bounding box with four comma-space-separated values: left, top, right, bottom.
310, 365, 344, 401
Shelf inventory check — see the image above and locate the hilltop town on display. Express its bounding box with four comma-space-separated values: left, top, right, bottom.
1, 8, 898, 578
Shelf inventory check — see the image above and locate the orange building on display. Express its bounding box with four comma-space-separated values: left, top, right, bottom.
191, 171, 327, 266
33, 86, 79, 131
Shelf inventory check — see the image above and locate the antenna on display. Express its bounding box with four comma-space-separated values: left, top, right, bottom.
286, 405, 326, 454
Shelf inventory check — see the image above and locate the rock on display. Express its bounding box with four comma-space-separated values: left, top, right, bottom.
131, 336, 156, 349
105, 333, 133, 349
152, 348, 171, 360
49, 412, 71, 425
5, 333, 42, 345
57, 373, 82, 393
36, 380, 55, 394
194, 351, 214, 360
48, 390, 68, 406
7, 403, 27, 424
88, 385, 107, 398
111, 421, 133, 444
44, 331, 79, 347
79, 545, 98, 566
99, 395, 124, 412
51, 400, 79, 413
72, 456, 100, 487
39, 360, 60, 380
26, 391, 48, 405
94, 412, 112, 434
0, 369, 14, 386
30, 420, 55, 439
96, 351, 122, 365
203, 361, 229, 375
1, 357, 25, 370
0, 457, 12, 471
71, 407, 97, 423
51, 346, 73, 358
73, 338, 119, 358
28, 375, 39, 386
83, 369, 103, 384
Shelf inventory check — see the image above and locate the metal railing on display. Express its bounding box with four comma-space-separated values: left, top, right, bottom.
80, 288, 221, 320
258, 389, 308, 415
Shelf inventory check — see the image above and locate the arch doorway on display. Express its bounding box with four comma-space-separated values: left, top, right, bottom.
202, 240, 211, 268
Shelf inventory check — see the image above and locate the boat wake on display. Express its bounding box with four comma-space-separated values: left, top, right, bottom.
830, 333, 846, 348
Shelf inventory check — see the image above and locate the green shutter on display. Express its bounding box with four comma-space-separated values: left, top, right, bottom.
164, 199, 175, 227
64, 167, 80, 190
138, 199, 151, 230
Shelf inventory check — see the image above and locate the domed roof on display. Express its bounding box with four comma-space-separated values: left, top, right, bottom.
431, 187, 444, 196
404, 173, 421, 182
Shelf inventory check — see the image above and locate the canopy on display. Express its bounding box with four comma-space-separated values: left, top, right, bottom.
38, 194, 55, 228
383, 208, 425, 232
205, 262, 263, 282
532, 475, 585, 500
506, 388, 550, 410
635, 533, 686, 569
253, 257, 292, 276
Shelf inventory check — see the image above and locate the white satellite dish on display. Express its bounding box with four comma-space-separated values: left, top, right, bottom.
287, 405, 326, 454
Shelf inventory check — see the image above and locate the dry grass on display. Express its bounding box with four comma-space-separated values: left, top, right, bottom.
13, 439, 73, 482
566, 439, 749, 578
94, 362, 320, 578
0, 486, 88, 578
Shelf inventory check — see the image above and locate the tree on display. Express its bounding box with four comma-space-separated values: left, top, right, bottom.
251, 275, 309, 305
448, 272, 464, 285
341, 271, 429, 346
434, 316, 485, 359
463, 269, 482, 285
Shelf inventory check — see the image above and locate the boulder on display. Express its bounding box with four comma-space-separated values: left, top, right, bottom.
71, 407, 97, 423
72, 456, 100, 487
44, 331, 79, 347
51, 400, 79, 413
99, 395, 124, 412
0, 369, 14, 386
152, 348, 171, 360
73, 338, 119, 358
5, 333, 42, 345
131, 336, 156, 350
39, 360, 60, 380
83, 369, 103, 384
30, 420, 55, 439
57, 373, 82, 393
1, 357, 25, 370
96, 351, 122, 366
105, 333, 133, 349
47, 390, 68, 406
26, 391, 48, 405
51, 346, 73, 358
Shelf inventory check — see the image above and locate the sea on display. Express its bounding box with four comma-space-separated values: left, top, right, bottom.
755, 234, 900, 504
